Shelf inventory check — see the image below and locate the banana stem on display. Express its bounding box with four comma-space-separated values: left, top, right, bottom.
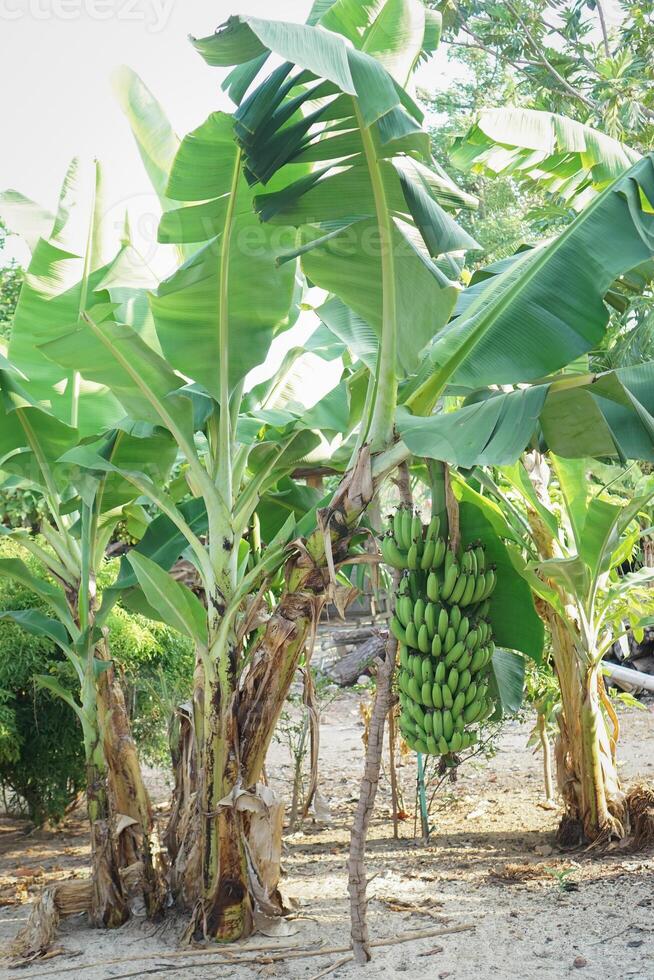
355, 105, 397, 452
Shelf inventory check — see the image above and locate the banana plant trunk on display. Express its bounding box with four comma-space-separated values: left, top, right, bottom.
528, 509, 627, 844
544, 607, 626, 843
96, 641, 166, 918
82, 685, 130, 928
174, 447, 384, 941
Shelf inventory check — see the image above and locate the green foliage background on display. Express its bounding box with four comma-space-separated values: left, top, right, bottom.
0, 538, 194, 822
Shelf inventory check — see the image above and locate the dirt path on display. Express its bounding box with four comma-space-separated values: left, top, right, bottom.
1, 694, 653, 979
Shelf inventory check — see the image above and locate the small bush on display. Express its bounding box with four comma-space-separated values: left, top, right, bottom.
0, 538, 193, 822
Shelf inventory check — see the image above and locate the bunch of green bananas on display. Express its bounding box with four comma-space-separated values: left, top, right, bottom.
382, 508, 497, 756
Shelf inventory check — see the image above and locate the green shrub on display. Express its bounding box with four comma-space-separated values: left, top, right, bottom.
0, 538, 193, 822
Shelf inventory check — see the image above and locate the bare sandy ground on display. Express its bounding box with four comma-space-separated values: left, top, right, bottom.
1, 693, 653, 980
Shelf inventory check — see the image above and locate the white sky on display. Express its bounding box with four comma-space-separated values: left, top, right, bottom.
0, 0, 624, 264
0, 0, 455, 256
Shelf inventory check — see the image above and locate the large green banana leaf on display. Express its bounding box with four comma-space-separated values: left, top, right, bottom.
411, 154, 654, 399
451, 107, 640, 208
151, 113, 298, 400
0, 190, 54, 253
458, 498, 543, 660
191, 9, 477, 377
5, 159, 163, 433
113, 66, 180, 214
397, 361, 654, 466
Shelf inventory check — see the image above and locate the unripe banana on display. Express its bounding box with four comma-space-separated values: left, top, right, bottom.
381, 536, 404, 569
456, 616, 469, 643
443, 627, 456, 654
407, 543, 419, 570
444, 640, 466, 667
412, 701, 426, 728
397, 596, 412, 628
464, 681, 478, 706
421, 682, 433, 708
482, 568, 496, 599
477, 599, 491, 619
447, 667, 459, 695
449, 731, 462, 753
474, 543, 486, 574
390, 617, 407, 645
452, 691, 466, 719
438, 608, 449, 641
449, 571, 468, 605
470, 573, 486, 605
431, 633, 442, 658
413, 598, 426, 630
408, 572, 419, 602
460, 574, 476, 607
462, 549, 474, 575
418, 624, 430, 654
423, 711, 433, 736
406, 622, 419, 649
468, 547, 478, 576
457, 668, 472, 694
431, 682, 443, 709
442, 684, 453, 710
420, 539, 435, 571
432, 709, 443, 740
425, 603, 437, 639
427, 572, 440, 603
444, 548, 455, 574
449, 604, 462, 632
408, 676, 422, 704
411, 655, 422, 684
438, 735, 449, 755
457, 650, 473, 673
465, 628, 479, 651
393, 510, 405, 549
399, 645, 409, 670
464, 699, 482, 723
425, 516, 440, 544
441, 561, 459, 600
400, 509, 413, 551
454, 714, 464, 734
421, 657, 434, 686
410, 514, 423, 547
426, 734, 438, 755
470, 647, 485, 673
442, 709, 454, 741
432, 538, 446, 568
434, 661, 446, 685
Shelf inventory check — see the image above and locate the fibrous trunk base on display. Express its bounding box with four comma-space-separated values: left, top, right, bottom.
9, 864, 143, 962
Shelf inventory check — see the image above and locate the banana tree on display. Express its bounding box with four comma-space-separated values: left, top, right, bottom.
502, 454, 654, 843
0, 353, 176, 940
0, 151, 178, 947
34, 0, 654, 944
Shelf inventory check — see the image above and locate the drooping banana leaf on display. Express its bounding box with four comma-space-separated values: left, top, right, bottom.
398, 361, 654, 467
407, 154, 654, 408
451, 107, 640, 209
191, 9, 478, 379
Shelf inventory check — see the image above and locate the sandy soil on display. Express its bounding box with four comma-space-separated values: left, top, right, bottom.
1, 693, 653, 980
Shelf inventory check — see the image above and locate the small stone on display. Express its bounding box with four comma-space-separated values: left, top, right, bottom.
626, 940, 644, 948
356, 674, 371, 686
573, 957, 588, 969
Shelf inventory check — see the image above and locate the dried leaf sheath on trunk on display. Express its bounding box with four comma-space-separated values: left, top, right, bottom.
168, 447, 402, 939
